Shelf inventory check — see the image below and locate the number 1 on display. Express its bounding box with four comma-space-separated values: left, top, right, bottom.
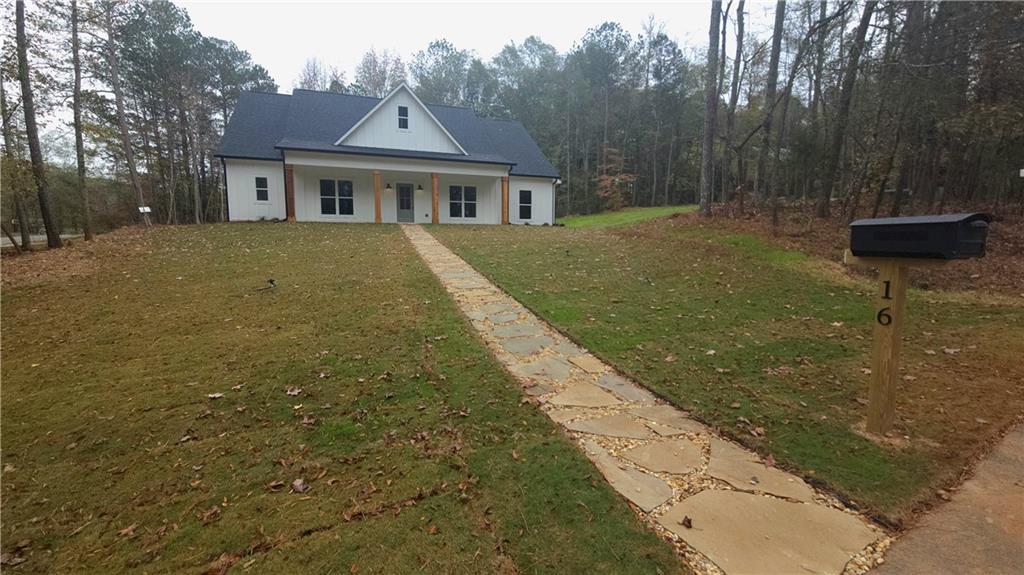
882, 280, 892, 300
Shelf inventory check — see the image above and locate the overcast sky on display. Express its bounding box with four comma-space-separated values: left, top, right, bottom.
177, 0, 777, 93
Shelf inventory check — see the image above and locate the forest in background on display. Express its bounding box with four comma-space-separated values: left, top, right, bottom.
3, 0, 1022, 250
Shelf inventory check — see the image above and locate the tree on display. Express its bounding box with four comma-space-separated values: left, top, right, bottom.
755, 1, 785, 207
352, 48, 406, 97
15, 0, 61, 247
411, 40, 471, 105
102, 0, 150, 226
699, 1, 722, 217
722, 0, 745, 206
816, 1, 876, 218
295, 57, 344, 92
71, 0, 92, 240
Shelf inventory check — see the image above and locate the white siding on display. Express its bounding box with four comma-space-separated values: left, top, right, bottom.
509, 177, 555, 225
438, 175, 501, 225
225, 159, 286, 221
293, 166, 376, 223
341, 89, 463, 154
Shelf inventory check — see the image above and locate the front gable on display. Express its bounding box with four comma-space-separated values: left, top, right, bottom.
334, 84, 466, 155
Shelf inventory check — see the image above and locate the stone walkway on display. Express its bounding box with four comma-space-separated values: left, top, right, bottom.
403, 225, 885, 575
874, 425, 1024, 575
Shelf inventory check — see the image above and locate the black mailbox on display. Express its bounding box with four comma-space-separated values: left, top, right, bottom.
849, 213, 990, 259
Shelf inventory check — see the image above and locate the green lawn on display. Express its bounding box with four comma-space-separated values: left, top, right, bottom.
0, 224, 684, 574
558, 205, 696, 228
431, 220, 1024, 523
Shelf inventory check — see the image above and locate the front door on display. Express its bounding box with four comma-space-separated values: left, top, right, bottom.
397, 183, 414, 223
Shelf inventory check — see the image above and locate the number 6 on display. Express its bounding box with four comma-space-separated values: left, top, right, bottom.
877, 307, 892, 326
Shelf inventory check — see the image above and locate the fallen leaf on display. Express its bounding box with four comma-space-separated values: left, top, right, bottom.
207, 393, 224, 400
117, 523, 138, 538
663, 355, 677, 363
679, 516, 693, 529
942, 347, 960, 355
286, 386, 302, 396
730, 402, 741, 409
266, 480, 286, 492
705, 350, 716, 356
291, 478, 309, 493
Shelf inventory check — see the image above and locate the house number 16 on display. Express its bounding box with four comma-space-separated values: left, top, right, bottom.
876, 280, 893, 325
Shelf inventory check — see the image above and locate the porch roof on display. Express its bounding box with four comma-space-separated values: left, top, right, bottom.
275, 138, 514, 168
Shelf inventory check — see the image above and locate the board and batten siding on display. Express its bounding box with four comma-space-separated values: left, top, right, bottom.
225, 159, 286, 221
509, 177, 555, 225
340, 89, 463, 154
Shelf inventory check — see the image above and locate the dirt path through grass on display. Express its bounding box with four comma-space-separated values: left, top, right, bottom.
404, 224, 885, 575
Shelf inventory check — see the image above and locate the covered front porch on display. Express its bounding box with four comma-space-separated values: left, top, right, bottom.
282, 150, 512, 225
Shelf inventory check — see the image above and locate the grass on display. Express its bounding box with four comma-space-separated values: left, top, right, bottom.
0, 223, 684, 574
431, 219, 1024, 523
558, 205, 696, 228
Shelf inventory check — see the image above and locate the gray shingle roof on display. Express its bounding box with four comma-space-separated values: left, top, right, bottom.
217, 89, 559, 179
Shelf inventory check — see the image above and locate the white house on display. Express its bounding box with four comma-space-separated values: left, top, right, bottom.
216, 84, 559, 225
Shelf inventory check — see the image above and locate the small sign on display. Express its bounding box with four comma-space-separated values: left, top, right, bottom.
1019, 168, 1024, 178
138, 206, 152, 213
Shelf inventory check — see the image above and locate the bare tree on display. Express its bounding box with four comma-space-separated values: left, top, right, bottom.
15, 0, 61, 248
699, 1, 722, 218
723, 0, 746, 207
755, 1, 786, 207
816, 1, 876, 218
103, 1, 150, 227
72, 0, 93, 240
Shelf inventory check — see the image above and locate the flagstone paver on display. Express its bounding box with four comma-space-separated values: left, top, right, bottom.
658, 491, 877, 575
565, 413, 654, 439
595, 373, 659, 404
622, 438, 703, 474
707, 438, 816, 502
548, 382, 623, 407
585, 440, 674, 512
401, 224, 884, 575
499, 335, 553, 357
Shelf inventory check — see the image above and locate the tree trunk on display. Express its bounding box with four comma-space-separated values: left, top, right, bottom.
815, 1, 876, 218
723, 0, 745, 207
103, 2, 150, 227
756, 1, 786, 207
72, 0, 93, 240
0, 63, 31, 250
699, 1, 722, 218
16, 0, 61, 248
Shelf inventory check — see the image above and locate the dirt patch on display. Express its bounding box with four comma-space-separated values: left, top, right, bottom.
1, 226, 154, 289
665, 207, 1024, 296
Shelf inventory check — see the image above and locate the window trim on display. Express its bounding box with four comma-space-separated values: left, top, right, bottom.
319, 178, 355, 216
255, 176, 269, 203
398, 105, 409, 130
518, 189, 532, 220
448, 185, 477, 219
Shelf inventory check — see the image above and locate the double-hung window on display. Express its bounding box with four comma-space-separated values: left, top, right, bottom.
448, 185, 477, 218
519, 190, 532, 220
398, 105, 409, 129
255, 177, 269, 202
320, 179, 354, 215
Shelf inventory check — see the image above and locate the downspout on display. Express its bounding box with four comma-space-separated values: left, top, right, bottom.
221, 157, 229, 221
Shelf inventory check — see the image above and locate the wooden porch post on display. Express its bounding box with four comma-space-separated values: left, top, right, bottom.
284, 164, 296, 222
373, 170, 382, 224
501, 176, 509, 225
431, 173, 439, 224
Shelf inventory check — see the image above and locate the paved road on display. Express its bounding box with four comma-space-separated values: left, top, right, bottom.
875, 425, 1024, 574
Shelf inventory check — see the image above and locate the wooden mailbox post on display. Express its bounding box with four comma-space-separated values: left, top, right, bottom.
845, 213, 990, 435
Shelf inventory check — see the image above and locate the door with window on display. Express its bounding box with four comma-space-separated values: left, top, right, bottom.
397, 183, 414, 223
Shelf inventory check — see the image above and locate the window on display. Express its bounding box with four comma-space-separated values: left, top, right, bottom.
398, 105, 408, 129
448, 185, 476, 218
519, 189, 532, 220
255, 177, 269, 202
320, 179, 354, 215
